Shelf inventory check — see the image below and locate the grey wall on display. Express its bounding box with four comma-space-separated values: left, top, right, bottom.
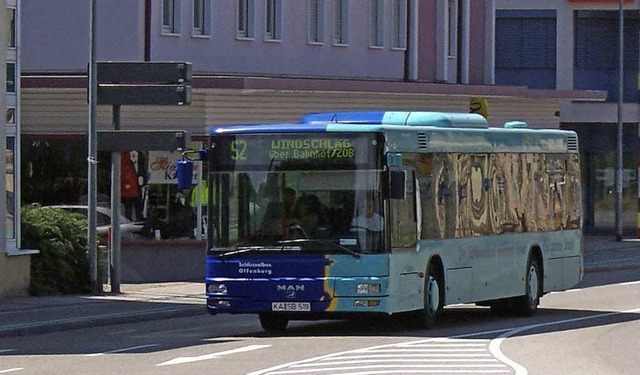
21, 0, 146, 73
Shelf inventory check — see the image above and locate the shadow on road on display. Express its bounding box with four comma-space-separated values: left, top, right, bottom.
246, 304, 640, 341
1, 305, 639, 357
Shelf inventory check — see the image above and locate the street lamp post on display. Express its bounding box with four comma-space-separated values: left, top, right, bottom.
88, 0, 99, 290
615, 0, 624, 241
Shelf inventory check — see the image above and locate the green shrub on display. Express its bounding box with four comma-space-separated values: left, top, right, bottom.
22, 205, 91, 296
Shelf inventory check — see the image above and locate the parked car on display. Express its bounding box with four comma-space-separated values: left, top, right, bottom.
41, 205, 146, 239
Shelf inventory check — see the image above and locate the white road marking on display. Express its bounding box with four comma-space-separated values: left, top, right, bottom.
250, 282, 640, 375
488, 307, 640, 375
619, 280, 640, 286
397, 343, 486, 347
157, 344, 270, 366
248, 339, 509, 375
334, 354, 493, 359
553, 279, 640, 293
0, 369, 23, 374
266, 364, 511, 374
489, 336, 528, 375
349, 348, 487, 353
85, 344, 159, 357
0, 349, 17, 354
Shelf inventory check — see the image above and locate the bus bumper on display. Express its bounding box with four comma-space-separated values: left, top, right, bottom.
206, 296, 390, 315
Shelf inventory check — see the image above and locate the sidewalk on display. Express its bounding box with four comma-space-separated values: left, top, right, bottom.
1, 235, 639, 338
0, 282, 206, 338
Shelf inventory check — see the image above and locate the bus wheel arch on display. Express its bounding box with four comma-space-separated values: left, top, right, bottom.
516, 247, 543, 316
419, 256, 445, 328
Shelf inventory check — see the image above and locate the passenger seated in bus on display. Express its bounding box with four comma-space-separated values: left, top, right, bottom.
283, 187, 297, 219
351, 198, 384, 252
257, 200, 285, 237
289, 194, 326, 238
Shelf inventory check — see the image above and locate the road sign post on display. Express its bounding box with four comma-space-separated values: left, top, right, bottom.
94, 61, 192, 293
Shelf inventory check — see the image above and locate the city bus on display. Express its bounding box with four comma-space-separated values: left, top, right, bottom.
177, 111, 583, 332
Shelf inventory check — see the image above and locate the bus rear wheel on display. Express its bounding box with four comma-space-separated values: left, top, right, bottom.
259, 313, 289, 332
417, 263, 444, 328
515, 257, 541, 316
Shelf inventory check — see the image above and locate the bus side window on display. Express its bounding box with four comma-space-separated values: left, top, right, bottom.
389, 168, 417, 249
389, 170, 407, 199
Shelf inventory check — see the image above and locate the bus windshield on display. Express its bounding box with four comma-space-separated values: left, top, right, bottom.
208, 133, 385, 255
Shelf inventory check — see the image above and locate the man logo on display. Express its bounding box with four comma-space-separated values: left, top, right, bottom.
277, 285, 305, 292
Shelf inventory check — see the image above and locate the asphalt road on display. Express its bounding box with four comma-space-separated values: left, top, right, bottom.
1, 268, 639, 375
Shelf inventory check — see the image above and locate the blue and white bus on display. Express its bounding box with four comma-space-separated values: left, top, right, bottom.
177, 111, 583, 331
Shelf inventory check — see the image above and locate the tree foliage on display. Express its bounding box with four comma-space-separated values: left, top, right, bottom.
22, 205, 91, 296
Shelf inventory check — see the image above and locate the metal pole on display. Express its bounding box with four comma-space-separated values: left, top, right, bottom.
88, 0, 99, 292
405, 0, 418, 82
460, 0, 470, 84
110, 105, 122, 293
615, 0, 624, 241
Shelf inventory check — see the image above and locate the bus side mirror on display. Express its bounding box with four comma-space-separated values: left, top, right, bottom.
176, 159, 194, 190
389, 170, 407, 200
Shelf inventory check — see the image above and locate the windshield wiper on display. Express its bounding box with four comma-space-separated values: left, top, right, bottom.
277, 238, 360, 258
219, 246, 263, 258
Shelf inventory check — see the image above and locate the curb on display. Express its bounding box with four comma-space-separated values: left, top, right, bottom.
0, 305, 205, 339
584, 262, 640, 273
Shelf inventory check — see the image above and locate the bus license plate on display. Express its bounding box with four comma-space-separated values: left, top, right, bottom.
272, 302, 311, 312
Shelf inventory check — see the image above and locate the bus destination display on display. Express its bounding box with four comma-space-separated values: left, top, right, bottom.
215, 134, 377, 170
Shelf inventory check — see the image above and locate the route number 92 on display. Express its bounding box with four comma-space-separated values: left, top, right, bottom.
231, 140, 247, 161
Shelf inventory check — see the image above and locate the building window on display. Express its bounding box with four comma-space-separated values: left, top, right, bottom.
6, 63, 15, 93
447, 0, 458, 57
6, 107, 15, 126
20, 140, 208, 242
162, 0, 181, 34
370, 0, 384, 47
574, 10, 637, 101
237, 0, 255, 38
6, 138, 15, 240
391, 0, 406, 49
496, 10, 557, 90
7, 7, 15, 48
193, 0, 204, 34
309, 0, 324, 43
265, 0, 282, 41
333, 0, 348, 45
192, 0, 209, 35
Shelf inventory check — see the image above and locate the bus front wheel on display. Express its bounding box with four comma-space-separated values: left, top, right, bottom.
259, 313, 289, 332
515, 257, 541, 316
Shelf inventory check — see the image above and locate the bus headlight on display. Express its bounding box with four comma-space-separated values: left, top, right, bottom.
356, 283, 381, 294
207, 283, 228, 294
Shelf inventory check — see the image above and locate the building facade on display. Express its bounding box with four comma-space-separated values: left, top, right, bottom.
1, 0, 33, 297
494, 0, 640, 234
1, 0, 606, 296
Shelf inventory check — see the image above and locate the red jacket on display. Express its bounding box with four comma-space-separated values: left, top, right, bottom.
121, 152, 140, 199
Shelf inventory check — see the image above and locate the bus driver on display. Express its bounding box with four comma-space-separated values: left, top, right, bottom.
351, 197, 384, 252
